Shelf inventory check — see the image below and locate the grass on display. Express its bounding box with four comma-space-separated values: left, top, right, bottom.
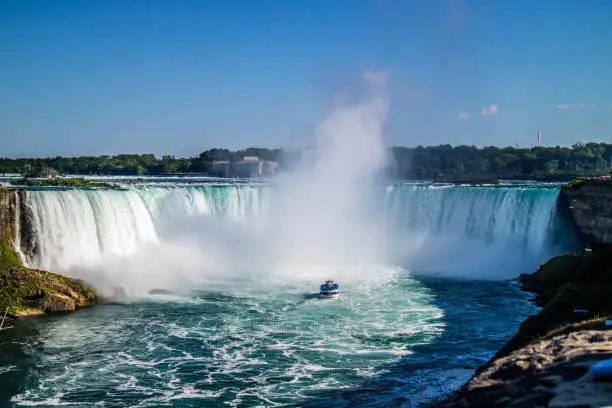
562, 179, 584, 190
562, 177, 612, 190
542, 315, 611, 340
10, 177, 120, 189
0, 242, 21, 272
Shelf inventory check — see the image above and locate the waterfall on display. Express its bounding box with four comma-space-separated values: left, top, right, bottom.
384, 184, 572, 257
21, 186, 269, 271
11, 191, 21, 254
18, 184, 576, 277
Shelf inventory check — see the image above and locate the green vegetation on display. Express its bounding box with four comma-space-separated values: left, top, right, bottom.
1, 196, 97, 317
10, 177, 120, 189
561, 179, 585, 189
0, 148, 289, 178
0, 242, 97, 316
0, 264, 97, 316
392, 142, 612, 181
1, 142, 612, 179
0, 242, 21, 272
562, 177, 612, 190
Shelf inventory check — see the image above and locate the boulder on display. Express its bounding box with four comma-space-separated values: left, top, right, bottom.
41, 291, 76, 312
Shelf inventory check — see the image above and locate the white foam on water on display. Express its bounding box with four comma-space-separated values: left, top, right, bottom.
9, 266, 446, 407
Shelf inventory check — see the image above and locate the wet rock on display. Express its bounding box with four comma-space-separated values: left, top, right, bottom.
561, 182, 612, 246
42, 291, 76, 312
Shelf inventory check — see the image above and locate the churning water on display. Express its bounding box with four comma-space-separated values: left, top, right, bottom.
0, 181, 575, 407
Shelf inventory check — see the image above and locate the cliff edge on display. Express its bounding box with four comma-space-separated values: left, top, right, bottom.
561, 179, 612, 248
0, 188, 96, 323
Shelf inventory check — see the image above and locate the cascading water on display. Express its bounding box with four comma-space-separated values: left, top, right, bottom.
10, 191, 24, 261
385, 185, 561, 250
384, 184, 576, 278
19, 183, 575, 283
21, 186, 269, 273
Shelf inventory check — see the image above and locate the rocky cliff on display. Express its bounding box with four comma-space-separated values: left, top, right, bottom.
561, 179, 612, 248
0, 188, 10, 244
0, 188, 96, 321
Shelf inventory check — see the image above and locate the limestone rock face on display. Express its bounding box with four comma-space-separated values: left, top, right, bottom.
562, 183, 612, 246
42, 292, 76, 312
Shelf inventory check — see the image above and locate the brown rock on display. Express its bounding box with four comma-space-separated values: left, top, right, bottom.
435, 329, 612, 408
41, 292, 76, 312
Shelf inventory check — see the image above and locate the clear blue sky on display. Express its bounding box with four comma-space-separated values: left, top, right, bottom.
1, 0, 611, 157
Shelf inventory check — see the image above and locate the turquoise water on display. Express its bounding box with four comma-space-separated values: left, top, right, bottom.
0, 181, 575, 407
0, 273, 536, 407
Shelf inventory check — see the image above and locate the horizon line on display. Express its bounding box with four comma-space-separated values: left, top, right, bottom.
1, 140, 607, 160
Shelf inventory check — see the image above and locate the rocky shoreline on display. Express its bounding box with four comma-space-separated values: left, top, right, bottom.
433, 326, 612, 407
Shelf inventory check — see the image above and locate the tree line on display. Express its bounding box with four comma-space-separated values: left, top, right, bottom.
1, 143, 611, 181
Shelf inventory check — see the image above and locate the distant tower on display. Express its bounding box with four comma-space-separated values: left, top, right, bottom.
537, 131, 542, 145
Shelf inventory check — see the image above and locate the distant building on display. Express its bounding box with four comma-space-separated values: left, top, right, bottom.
212, 157, 279, 178
236, 156, 280, 178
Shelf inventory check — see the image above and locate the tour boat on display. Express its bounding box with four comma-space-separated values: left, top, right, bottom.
319, 279, 340, 299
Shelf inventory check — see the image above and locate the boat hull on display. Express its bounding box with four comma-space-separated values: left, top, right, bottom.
319, 290, 340, 299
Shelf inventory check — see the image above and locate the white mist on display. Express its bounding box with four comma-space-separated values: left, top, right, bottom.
34, 71, 395, 296
267, 74, 391, 268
